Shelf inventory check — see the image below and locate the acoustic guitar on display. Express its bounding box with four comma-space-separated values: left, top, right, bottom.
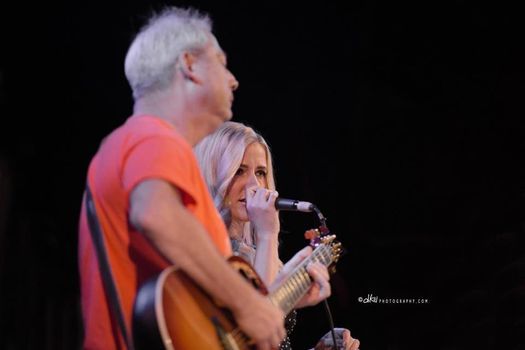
133, 230, 343, 350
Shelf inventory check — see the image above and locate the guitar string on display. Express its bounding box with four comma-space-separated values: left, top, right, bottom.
228, 244, 336, 348
231, 328, 248, 348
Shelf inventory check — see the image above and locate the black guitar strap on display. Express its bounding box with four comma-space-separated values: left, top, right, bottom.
85, 184, 135, 350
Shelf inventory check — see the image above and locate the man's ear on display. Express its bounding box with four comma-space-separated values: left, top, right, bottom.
179, 51, 203, 84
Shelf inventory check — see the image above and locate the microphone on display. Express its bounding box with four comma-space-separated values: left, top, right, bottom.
275, 198, 314, 212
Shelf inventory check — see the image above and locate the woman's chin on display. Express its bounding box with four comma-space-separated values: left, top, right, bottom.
231, 208, 250, 223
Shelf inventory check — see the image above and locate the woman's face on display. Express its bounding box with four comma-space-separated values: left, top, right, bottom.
226, 142, 269, 223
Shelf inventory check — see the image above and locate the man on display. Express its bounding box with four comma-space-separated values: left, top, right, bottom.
78, 7, 331, 350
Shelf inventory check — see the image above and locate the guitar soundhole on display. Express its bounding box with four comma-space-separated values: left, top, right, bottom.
239, 269, 259, 289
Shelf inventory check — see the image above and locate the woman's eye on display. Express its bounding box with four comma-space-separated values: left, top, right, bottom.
256, 170, 267, 177
235, 168, 244, 176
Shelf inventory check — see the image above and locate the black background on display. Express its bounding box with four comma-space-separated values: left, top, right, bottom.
0, 1, 523, 349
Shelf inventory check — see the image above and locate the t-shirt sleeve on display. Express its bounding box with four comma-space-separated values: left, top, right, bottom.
121, 135, 197, 202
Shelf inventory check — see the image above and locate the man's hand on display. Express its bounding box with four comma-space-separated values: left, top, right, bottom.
295, 260, 331, 308
272, 246, 331, 308
233, 293, 286, 350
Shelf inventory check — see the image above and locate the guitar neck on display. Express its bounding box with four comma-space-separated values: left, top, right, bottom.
268, 244, 333, 315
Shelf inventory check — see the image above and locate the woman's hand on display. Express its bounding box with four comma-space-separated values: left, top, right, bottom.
246, 186, 281, 285
245, 186, 280, 239
314, 328, 360, 350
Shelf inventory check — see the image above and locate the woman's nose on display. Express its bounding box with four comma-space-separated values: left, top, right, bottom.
246, 172, 259, 187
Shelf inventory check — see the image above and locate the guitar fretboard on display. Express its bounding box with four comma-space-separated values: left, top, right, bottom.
268, 244, 333, 315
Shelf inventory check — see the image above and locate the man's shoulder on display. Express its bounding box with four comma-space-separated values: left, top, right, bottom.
107, 115, 183, 146
94, 115, 184, 159
123, 115, 176, 137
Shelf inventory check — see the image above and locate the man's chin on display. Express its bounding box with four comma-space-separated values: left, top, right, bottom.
204, 112, 232, 137
223, 110, 233, 121
208, 114, 229, 133
215, 111, 232, 125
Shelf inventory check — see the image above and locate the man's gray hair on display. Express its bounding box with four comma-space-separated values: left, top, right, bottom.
124, 7, 212, 100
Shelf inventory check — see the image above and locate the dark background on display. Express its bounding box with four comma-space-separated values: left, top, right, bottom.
0, 1, 523, 349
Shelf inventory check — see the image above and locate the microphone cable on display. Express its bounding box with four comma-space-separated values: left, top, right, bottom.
311, 204, 339, 349
323, 299, 339, 349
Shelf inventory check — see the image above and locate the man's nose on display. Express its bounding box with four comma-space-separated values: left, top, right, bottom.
230, 71, 239, 91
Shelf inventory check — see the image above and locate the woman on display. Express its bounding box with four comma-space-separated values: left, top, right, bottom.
195, 121, 360, 350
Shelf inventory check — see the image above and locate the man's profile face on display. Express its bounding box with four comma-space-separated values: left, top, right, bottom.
193, 37, 239, 125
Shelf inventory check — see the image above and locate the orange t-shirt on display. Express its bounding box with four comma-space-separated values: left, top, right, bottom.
78, 115, 231, 349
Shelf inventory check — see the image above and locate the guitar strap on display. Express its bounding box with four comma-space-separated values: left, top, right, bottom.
85, 184, 135, 350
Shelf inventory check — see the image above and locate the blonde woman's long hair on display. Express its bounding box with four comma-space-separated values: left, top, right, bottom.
195, 121, 276, 246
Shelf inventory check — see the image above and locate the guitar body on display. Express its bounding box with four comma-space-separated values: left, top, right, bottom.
133, 233, 342, 350
133, 256, 265, 350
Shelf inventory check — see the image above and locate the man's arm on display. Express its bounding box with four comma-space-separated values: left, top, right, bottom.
129, 179, 285, 350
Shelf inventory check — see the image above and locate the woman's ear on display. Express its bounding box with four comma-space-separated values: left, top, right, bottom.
179, 51, 203, 84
